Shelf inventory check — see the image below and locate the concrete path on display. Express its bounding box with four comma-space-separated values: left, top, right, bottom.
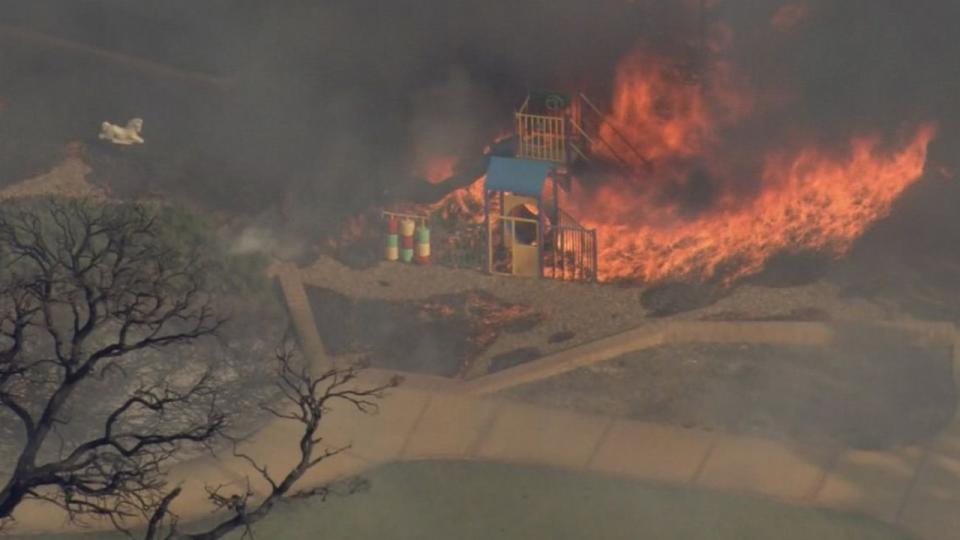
14, 369, 955, 539
8, 269, 960, 540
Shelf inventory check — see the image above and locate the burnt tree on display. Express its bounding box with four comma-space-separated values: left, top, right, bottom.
150, 348, 399, 540
0, 198, 226, 526
0, 198, 398, 538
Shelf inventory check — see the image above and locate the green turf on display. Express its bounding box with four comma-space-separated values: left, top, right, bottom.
13, 460, 913, 540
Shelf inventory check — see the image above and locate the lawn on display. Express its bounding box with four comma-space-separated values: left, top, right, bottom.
14, 460, 912, 540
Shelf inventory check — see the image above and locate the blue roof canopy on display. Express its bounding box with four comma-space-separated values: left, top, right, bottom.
484, 157, 553, 198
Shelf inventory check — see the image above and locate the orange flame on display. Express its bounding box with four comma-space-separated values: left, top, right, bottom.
570, 42, 938, 284
594, 52, 715, 164
426, 176, 486, 224
405, 46, 934, 286
576, 125, 935, 283
423, 156, 457, 184
399, 154, 486, 224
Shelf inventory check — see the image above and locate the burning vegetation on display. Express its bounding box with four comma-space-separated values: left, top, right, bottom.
411, 39, 936, 286
572, 44, 935, 283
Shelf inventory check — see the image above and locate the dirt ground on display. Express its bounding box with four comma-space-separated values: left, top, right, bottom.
298, 255, 955, 450
297, 255, 959, 451
299, 255, 909, 376
305, 286, 545, 377
504, 323, 956, 450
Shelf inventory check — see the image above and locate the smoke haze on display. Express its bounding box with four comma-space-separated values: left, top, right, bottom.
0, 0, 956, 236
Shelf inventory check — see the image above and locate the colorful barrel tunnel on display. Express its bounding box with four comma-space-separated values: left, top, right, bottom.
385, 213, 431, 265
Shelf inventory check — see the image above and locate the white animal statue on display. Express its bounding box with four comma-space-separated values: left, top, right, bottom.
98, 118, 144, 145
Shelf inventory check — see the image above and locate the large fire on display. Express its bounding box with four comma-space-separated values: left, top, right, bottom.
594, 55, 715, 164
410, 42, 935, 285
575, 126, 935, 283
428, 174, 486, 224
572, 44, 936, 283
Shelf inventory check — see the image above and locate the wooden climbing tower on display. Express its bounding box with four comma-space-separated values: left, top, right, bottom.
482, 91, 599, 282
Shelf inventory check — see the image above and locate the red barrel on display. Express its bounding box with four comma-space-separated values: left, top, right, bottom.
401, 235, 415, 249
387, 215, 399, 234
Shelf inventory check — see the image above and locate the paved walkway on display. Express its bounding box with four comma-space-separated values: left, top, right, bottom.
15, 368, 958, 539
8, 267, 960, 540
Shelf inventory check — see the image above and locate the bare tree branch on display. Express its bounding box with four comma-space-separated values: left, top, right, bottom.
0, 199, 227, 524
152, 348, 400, 540
0, 199, 395, 540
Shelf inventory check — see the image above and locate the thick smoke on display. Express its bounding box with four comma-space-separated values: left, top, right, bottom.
0, 0, 956, 243
0, 0, 645, 237
719, 1, 958, 148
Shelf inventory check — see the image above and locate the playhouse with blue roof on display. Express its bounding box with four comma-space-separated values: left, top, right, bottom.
482, 91, 598, 281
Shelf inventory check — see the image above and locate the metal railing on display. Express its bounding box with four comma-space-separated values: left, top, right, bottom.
547, 225, 598, 282
433, 224, 484, 270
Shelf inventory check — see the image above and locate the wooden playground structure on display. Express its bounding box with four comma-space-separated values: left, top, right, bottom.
482, 90, 612, 282
380, 90, 647, 283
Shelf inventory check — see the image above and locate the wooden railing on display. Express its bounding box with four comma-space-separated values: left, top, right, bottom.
515, 112, 566, 163
381, 210, 429, 227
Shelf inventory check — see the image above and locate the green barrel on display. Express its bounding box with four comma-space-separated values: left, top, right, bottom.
385, 234, 399, 261
415, 225, 430, 244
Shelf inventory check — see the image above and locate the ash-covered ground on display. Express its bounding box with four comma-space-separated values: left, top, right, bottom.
503, 327, 956, 451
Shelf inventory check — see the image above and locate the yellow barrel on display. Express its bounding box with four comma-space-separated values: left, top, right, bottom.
416, 242, 430, 258
400, 218, 416, 237
385, 234, 399, 261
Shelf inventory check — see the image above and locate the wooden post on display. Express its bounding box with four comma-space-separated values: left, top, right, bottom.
276, 265, 330, 370
592, 229, 599, 282
551, 177, 559, 279
579, 229, 584, 281
483, 189, 491, 274
537, 195, 545, 278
